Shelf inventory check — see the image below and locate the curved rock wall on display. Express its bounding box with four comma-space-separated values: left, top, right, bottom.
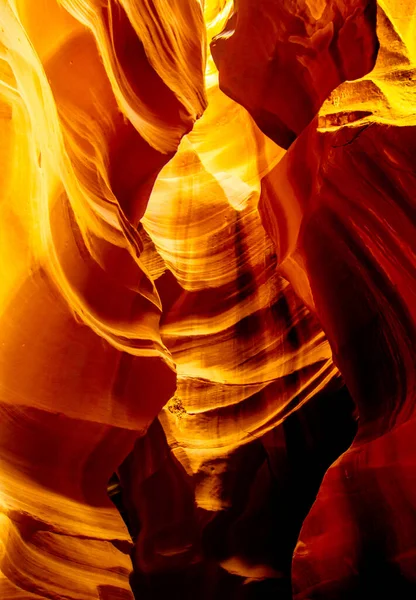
1, 1, 415, 598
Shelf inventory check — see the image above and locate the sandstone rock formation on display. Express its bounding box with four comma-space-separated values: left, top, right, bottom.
0, 1, 415, 598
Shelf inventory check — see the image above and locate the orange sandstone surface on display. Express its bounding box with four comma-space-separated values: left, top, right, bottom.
0, 1, 416, 598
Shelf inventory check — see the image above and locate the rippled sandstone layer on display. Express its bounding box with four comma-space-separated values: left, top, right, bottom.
0, 1, 416, 599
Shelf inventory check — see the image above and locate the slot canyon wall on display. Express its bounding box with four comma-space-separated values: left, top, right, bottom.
0, 0, 416, 598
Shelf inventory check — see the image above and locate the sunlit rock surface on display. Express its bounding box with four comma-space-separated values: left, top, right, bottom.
0, 0, 416, 598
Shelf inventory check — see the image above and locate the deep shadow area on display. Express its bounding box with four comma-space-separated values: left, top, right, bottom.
108, 384, 358, 599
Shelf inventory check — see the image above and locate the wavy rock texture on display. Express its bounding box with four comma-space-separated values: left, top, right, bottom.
0, 0, 416, 599
256, 2, 416, 598
211, 0, 380, 148
0, 0, 202, 597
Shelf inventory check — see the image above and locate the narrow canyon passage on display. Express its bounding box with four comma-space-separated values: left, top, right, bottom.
0, 1, 416, 598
